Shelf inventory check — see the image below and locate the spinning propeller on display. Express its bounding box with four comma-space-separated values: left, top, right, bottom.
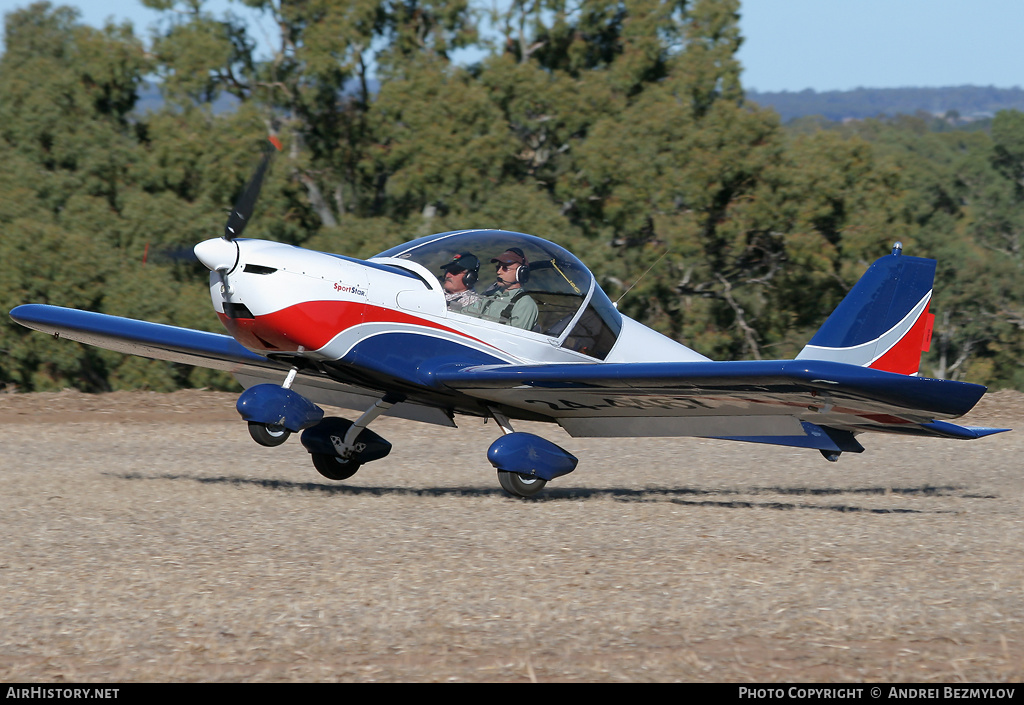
194, 136, 283, 281
224, 135, 283, 240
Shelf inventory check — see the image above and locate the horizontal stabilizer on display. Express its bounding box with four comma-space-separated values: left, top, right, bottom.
917, 420, 1011, 440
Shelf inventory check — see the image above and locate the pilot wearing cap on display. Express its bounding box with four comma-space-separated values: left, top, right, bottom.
439, 252, 481, 313
463, 247, 539, 330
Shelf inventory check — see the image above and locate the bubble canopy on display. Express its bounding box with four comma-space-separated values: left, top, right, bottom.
373, 229, 622, 359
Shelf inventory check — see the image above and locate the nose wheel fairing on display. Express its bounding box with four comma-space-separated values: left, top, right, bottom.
236, 383, 325, 432
486, 432, 579, 481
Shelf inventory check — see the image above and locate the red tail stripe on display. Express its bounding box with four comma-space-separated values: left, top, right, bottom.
868, 302, 934, 375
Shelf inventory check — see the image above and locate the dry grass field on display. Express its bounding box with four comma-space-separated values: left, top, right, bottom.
0, 389, 1022, 682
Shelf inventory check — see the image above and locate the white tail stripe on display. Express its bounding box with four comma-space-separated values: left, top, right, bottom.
796, 291, 931, 367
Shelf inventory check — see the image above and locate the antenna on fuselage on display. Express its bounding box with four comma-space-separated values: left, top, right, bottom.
614, 249, 670, 308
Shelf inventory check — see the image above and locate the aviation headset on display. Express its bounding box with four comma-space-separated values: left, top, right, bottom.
441, 253, 480, 288
516, 258, 530, 284
496, 247, 530, 285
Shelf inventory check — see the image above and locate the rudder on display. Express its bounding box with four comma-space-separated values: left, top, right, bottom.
796, 245, 936, 376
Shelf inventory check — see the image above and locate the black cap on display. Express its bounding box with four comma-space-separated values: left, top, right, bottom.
440, 252, 480, 273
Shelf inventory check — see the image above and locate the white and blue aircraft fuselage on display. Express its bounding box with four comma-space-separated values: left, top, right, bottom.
9, 144, 1007, 497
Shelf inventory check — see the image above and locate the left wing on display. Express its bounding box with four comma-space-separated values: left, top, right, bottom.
429, 359, 1008, 453
10, 304, 283, 374
8, 304, 457, 427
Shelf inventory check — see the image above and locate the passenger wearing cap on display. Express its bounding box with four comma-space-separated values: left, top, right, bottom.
463, 247, 539, 330
439, 252, 481, 313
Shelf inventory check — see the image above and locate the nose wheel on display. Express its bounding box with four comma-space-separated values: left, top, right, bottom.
248, 421, 291, 447
497, 471, 547, 498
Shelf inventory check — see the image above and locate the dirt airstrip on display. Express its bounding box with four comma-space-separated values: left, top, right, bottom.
0, 389, 1022, 682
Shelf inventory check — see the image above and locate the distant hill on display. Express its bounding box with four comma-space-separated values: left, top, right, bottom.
134, 84, 239, 115
746, 86, 1024, 123
134, 83, 1024, 125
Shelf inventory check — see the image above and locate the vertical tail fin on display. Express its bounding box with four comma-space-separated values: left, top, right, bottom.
796, 245, 936, 375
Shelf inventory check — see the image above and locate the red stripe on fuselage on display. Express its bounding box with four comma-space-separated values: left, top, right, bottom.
218, 299, 490, 354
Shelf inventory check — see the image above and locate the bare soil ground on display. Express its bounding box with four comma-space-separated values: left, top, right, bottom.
0, 389, 1022, 682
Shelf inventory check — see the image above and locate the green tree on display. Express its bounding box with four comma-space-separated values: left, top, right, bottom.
0, 3, 146, 389
3, 0, 1020, 393
0, 3, 255, 391
829, 112, 1024, 386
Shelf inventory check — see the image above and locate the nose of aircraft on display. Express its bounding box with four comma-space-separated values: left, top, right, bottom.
194, 237, 240, 273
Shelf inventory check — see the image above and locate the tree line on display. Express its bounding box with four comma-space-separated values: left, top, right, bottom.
0, 0, 1021, 393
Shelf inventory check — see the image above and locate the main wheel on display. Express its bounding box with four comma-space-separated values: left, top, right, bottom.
248, 421, 291, 447
311, 453, 361, 481
497, 470, 547, 498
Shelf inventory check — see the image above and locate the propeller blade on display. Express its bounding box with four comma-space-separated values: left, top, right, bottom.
223, 136, 283, 241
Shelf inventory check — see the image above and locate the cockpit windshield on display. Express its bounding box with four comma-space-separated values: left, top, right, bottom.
373, 229, 622, 359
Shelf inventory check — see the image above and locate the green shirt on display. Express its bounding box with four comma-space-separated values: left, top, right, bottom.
463, 288, 539, 330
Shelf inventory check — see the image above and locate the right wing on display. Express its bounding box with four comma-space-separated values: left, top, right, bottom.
429, 358, 1008, 451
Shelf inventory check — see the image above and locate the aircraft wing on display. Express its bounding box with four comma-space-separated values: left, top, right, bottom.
430, 360, 1008, 452
9, 305, 1008, 453
8, 304, 458, 427
10, 304, 284, 374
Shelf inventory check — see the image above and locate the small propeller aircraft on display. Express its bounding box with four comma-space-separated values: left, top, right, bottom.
9, 139, 1009, 496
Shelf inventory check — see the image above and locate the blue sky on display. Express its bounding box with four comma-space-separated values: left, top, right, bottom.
738, 0, 1024, 92
2, 0, 1023, 92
